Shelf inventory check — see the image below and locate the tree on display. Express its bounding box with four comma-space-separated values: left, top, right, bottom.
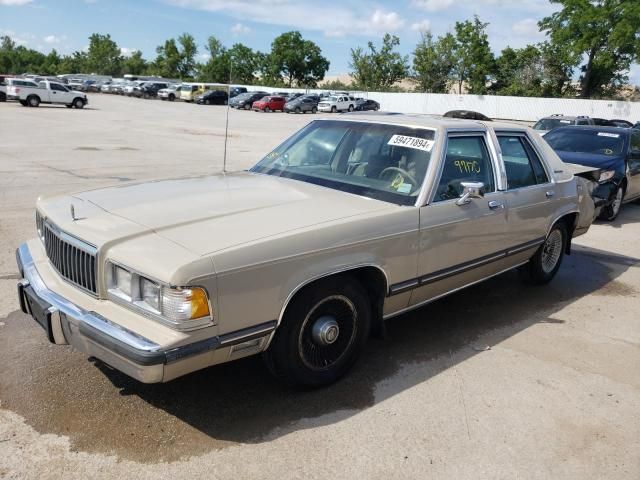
85, 33, 122, 76
122, 50, 147, 75
493, 45, 544, 96
198, 36, 230, 83
228, 43, 261, 84
413, 32, 456, 93
538, 40, 579, 97
152, 38, 181, 78
58, 51, 88, 75
540, 0, 640, 98
452, 16, 495, 94
177, 33, 198, 78
350, 33, 408, 91
266, 31, 329, 87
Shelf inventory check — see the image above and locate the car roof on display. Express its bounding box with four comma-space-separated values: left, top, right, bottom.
335, 112, 522, 131
546, 125, 631, 135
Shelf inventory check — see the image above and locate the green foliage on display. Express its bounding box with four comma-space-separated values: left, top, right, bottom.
320, 79, 356, 91
85, 33, 122, 76
350, 33, 408, 91
413, 32, 456, 93
452, 16, 495, 94
197, 36, 230, 83
152, 38, 181, 78
540, 0, 640, 98
121, 50, 148, 75
266, 31, 330, 87
177, 33, 198, 78
492, 45, 544, 96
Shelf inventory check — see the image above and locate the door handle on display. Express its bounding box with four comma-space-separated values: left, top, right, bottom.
488, 200, 504, 210
545, 191, 555, 198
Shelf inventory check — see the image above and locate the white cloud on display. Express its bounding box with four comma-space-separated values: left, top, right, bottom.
0, 0, 33, 5
230, 22, 251, 35
412, 0, 454, 12
369, 10, 405, 32
120, 47, 139, 57
43, 35, 61, 44
324, 9, 405, 38
512, 18, 541, 37
411, 20, 432, 33
197, 52, 211, 61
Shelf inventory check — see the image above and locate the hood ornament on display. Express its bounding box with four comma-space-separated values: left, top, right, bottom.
70, 203, 85, 221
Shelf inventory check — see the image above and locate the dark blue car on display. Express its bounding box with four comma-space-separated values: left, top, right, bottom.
544, 126, 640, 220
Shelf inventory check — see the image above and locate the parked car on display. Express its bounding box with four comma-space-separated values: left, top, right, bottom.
284, 95, 319, 114
158, 84, 182, 101
444, 110, 491, 121
7, 79, 87, 108
355, 99, 380, 112
139, 82, 169, 99
252, 95, 286, 112
78, 80, 97, 92
318, 95, 356, 113
196, 89, 229, 105
16, 115, 599, 389
592, 118, 616, 127
0, 74, 9, 102
532, 115, 595, 136
4, 77, 40, 104
230, 91, 268, 110
229, 86, 247, 98
99, 82, 112, 93
544, 126, 640, 220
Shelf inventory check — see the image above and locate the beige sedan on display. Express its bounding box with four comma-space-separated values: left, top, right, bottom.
16, 115, 597, 387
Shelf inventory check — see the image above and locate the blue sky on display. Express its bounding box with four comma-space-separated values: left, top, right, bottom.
1, 0, 638, 84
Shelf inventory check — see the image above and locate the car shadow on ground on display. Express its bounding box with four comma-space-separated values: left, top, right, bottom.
1, 244, 637, 462
595, 202, 640, 228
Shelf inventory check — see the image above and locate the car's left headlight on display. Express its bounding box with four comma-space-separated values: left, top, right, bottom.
598, 170, 615, 183
107, 262, 212, 330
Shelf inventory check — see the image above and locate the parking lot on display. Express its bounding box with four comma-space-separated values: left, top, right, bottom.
1, 94, 639, 479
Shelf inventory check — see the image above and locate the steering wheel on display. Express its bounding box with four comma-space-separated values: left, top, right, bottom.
378, 167, 418, 189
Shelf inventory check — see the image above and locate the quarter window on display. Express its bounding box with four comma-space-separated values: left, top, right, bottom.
498, 135, 549, 188
434, 136, 496, 202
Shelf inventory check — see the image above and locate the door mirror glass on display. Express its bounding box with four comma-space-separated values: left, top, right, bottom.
456, 181, 485, 205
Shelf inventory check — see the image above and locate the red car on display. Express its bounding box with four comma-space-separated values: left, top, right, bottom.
252, 96, 286, 112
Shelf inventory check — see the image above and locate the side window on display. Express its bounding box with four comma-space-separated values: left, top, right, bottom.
630, 131, 640, 152
434, 135, 496, 202
498, 135, 549, 188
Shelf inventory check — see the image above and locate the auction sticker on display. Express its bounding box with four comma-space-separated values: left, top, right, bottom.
597, 132, 620, 138
388, 135, 434, 152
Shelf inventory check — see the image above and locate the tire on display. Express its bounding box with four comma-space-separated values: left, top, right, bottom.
598, 183, 625, 221
27, 95, 40, 107
331, 106, 337, 113
348, 104, 354, 112
19, 100, 28, 107
521, 223, 567, 285
0, 92, 6, 102
244, 103, 251, 110
223, 99, 228, 105
295, 106, 301, 114
265, 107, 271, 112
311, 106, 317, 114
374, 106, 379, 111
205, 99, 211, 105
73, 98, 85, 109
169, 94, 175, 101
264, 275, 371, 388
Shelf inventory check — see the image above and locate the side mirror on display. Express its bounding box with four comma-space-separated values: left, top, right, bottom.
456, 181, 485, 206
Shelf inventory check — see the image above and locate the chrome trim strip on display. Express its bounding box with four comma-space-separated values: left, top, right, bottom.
384, 261, 529, 320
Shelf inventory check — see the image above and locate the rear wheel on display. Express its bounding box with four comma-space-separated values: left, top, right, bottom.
0, 92, 6, 102
599, 183, 624, 221
521, 223, 566, 285
264, 276, 371, 388
311, 106, 317, 114
27, 95, 40, 107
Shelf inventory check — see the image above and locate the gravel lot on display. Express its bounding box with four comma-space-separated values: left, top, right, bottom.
1, 94, 639, 479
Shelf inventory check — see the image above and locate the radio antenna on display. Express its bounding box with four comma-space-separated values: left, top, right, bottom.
222, 55, 232, 172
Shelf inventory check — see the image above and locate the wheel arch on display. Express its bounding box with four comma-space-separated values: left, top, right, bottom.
549, 211, 578, 255
273, 264, 389, 344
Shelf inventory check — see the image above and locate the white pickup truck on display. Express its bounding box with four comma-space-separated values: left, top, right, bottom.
7, 80, 88, 108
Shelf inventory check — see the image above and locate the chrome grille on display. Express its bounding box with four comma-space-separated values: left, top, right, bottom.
43, 222, 97, 295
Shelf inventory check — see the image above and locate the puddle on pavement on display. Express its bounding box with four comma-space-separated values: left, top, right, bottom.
0, 245, 636, 463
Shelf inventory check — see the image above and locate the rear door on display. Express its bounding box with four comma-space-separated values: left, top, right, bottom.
626, 130, 640, 200
496, 131, 557, 247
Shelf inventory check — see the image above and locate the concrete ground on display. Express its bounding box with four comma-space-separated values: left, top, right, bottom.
0, 94, 639, 479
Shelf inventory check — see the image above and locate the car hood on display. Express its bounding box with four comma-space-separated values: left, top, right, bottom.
71, 171, 393, 256
553, 150, 624, 171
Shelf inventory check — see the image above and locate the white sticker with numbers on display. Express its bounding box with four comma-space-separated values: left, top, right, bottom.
387, 135, 434, 152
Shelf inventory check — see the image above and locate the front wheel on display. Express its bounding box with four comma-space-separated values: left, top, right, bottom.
73, 98, 85, 109
521, 223, 566, 285
311, 106, 317, 114
348, 104, 354, 112
265, 107, 271, 112
244, 103, 250, 110
169, 94, 175, 101
263, 276, 371, 388
599, 184, 624, 221
331, 106, 337, 113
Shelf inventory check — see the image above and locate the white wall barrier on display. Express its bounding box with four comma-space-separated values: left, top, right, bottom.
234, 84, 640, 122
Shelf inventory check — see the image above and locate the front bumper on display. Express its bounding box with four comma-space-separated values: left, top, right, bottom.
16, 243, 276, 383
593, 179, 621, 207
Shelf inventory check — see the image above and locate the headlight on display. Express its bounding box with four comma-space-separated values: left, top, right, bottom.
35, 210, 44, 243
106, 262, 212, 330
598, 170, 615, 183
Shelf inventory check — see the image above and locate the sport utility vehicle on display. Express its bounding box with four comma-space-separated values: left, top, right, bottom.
532, 115, 594, 136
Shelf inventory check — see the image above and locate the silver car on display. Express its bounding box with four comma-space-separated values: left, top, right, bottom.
16, 115, 596, 388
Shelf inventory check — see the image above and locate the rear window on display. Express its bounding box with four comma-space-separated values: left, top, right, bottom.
533, 118, 574, 131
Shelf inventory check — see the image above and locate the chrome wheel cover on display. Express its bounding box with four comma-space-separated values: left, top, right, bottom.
298, 295, 357, 371
541, 229, 563, 274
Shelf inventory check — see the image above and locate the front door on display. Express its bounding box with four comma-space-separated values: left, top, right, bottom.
626, 130, 640, 200
409, 132, 509, 306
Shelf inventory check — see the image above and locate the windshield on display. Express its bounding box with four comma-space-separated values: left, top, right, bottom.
250, 120, 436, 205
327, 96, 338, 102
533, 118, 574, 131
544, 129, 625, 155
